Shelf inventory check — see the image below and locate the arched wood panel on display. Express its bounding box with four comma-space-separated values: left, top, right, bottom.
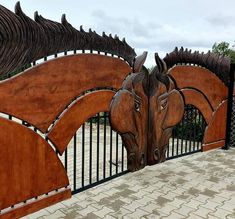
47, 90, 115, 155
168, 66, 228, 110
0, 54, 131, 133
180, 88, 213, 124
0, 118, 70, 210
203, 100, 227, 148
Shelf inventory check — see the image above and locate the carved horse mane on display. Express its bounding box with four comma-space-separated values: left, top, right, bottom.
163, 47, 231, 86
0, 2, 136, 78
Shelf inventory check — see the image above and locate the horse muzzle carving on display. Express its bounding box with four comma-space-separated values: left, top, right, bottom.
109, 53, 184, 171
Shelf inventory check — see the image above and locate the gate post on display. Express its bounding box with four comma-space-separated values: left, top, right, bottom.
224, 63, 235, 149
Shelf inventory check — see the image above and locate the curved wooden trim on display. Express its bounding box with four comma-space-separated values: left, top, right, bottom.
203, 100, 227, 145
0, 118, 69, 210
0, 54, 131, 133
168, 66, 228, 110
202, 140, 225, 152
1, 189, 71, 219
47, 90, 115, 155
180, 88, 213, 124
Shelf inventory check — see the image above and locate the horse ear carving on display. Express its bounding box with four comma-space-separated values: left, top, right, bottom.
134, 51, 148, 72
162, 90, 184, 130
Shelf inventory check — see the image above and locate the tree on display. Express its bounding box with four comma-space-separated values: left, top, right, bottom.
212, 41, 235, 63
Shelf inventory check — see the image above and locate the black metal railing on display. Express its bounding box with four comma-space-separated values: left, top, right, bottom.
166, 105, 206, 159
4, 105, 206, 195
59, 112, 128, 195
229, 95, 235, 147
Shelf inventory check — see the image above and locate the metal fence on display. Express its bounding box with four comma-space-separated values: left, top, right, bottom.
166, 105, 206, 159
229, 95, 235, 147
58, 104, 206, 194
59, 112, 128, 195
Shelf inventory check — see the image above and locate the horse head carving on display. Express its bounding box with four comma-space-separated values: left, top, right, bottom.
109, 53, 184, 171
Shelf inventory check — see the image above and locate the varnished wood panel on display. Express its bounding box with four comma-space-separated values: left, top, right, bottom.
0, 54, 131, 132
0, 118, 69, 210
203, 100, 227, 145
0, 189, 71, 219
168, 66, 228, 110
202, 140, 225, 152
48, 90, 115, 155
181, 88, 213, 124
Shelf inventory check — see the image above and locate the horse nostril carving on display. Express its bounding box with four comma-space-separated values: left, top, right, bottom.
154, 148, 159, 161
141, 154, 145, 165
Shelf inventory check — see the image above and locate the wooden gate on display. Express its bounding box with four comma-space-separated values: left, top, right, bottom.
0, 3, 231, 218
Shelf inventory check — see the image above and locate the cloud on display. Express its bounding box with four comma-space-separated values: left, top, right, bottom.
206, 14, 235, 27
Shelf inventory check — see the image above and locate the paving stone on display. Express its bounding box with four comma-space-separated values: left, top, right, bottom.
125, 208, 149, 218
193, 206, 214, 218
173, 204, 195, 217
209, 208, 233, 219
92, 206, 114, 218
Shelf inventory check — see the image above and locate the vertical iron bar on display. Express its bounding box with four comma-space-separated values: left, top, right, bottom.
89, 118, 92, 184
181, 109, 185, 154
103, 113, 107, 179
193, 108, 196, 151
73, 133, 77, 191
97, 113, 100, 181
189, 106, 192, 152
185, 106, 188, 153
172, 129, 175, 157
82, 124, 85, 187
121, 141, 124, 172
116, 132, 118, 174
176, 126, 179, 156
65, 148, 68, 172
197, 112, 202, 150
110, 128, 113, 176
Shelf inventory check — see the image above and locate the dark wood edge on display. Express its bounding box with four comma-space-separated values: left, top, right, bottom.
0, 188, 71, 219
202, 140, 225, 152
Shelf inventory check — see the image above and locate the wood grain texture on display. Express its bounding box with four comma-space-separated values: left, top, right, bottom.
203, 100, 227, 145
168, 66, 228, 110
0, 54, 131, 132
202, 140, 225, 152
0, 118, 69, 210
48, 90, 115, 155
181, 88, 213, 124
0, 189, 71, 219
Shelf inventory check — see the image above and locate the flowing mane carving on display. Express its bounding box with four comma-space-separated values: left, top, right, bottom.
163, 47, 231, 86
0, 2, 136, 78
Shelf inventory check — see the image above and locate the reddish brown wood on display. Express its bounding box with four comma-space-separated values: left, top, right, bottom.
0, 189, 71, 219
0, 118, 69, 210
48, 90, 115, 155
181, 88, 213, 124
203, 100, 227, 145
0, 54, 131, 132
133, 52, 148, 72
202, 140, 225, 152
168, 66, 228, 110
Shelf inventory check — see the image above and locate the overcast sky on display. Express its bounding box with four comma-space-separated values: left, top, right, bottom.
2, 0, 235, 66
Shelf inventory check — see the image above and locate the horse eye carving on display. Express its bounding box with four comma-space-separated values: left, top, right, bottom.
134, 100, 141, 112
160, 99, 168, 111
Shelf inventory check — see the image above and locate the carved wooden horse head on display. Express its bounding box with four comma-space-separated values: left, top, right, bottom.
109, 53, 184, 171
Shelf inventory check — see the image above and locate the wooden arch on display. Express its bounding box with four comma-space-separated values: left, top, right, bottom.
166, 50, 229, 151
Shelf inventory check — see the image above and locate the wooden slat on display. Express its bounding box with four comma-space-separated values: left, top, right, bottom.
203, 100, 227, 144
0, 118, 69, 210
168, 66, 228, 110
0, 189, 71, 219
202, 140, 225, 151
47, 90, 115, 155
181, 88, 213, 124
0, 54, 131, 132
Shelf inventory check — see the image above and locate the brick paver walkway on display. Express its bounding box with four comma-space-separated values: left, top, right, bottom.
24, 148, 235, 219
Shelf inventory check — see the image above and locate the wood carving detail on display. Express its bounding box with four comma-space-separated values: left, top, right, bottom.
109, 53, 184, 171
0, 54, 131, 132
48, 90, 115, 155
0, 118, 70, 211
